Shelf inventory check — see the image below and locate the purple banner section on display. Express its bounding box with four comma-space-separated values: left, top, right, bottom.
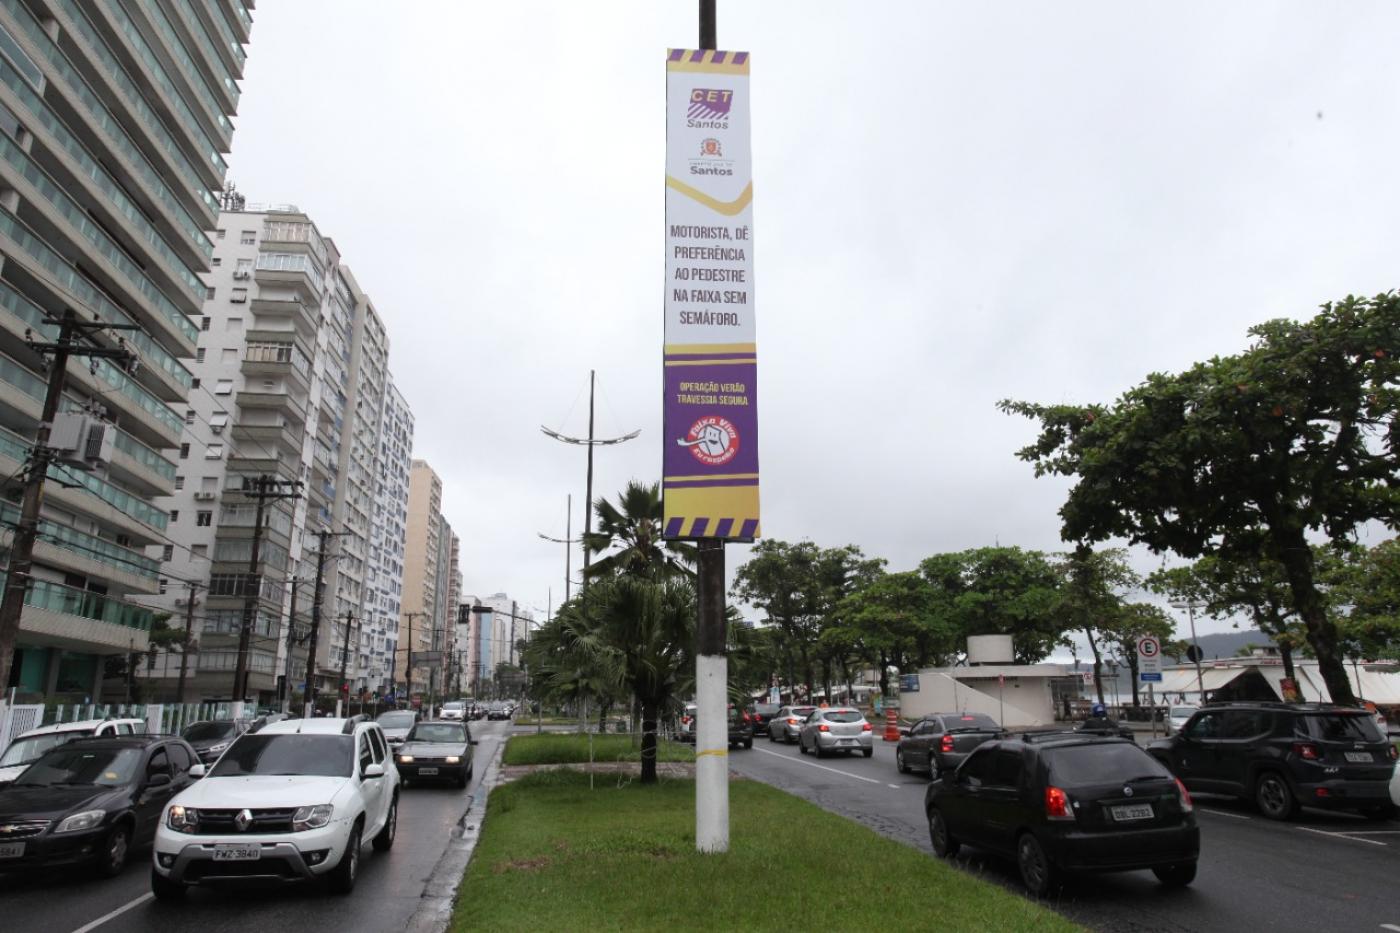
663, 358, 760, 479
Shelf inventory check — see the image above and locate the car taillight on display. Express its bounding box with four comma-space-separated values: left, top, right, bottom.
682, 716, 692, 725
742, 712, 751, 722
861, 722, 872, 732
1045, 786, 1074, 821
787, 718, 798, 725
1292, 742, 1319, 761
940, 734, 955, 753
819, 724, 830, 732
1389, 745, 1398, 761
1175, 777, 1193, 813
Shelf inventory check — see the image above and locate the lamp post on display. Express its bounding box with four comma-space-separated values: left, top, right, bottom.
538, 494, 580, 603
1169, 599, 1207, 699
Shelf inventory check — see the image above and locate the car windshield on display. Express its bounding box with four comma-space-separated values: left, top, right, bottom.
182, 722, 237, 742
754, 704, 780, 716
1044, 743, 1169, 786
14, 746, 140, 787
1171, 707, 1198, 719
792, 707, 816, 717
410, 724, 467, 743
0, 731, 90, 768
443, 702, 464, 710
1300, 714, 1383, 743
944, 713, 999, 730
377, 712, 416, 729
209, 735, 353, 778
822, 710, 865, 723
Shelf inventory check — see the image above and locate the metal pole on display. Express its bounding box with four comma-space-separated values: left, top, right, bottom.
565, 494, 572, 603
177, 582, 199, 704
281, 578, 299, 712
1187, 602, 1204, 698
232, 476, 268, 703
337, 611, 354, 715
582, 370, 595, 588
303, 532, 331, 715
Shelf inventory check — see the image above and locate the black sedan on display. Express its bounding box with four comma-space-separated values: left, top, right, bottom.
896, 712, 1003, 776
393, 721, 478, 787
925, 734, 1199, 896
179, 719, 252, 766
0, 735, 200, 876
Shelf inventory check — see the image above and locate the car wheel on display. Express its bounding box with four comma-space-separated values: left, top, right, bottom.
95, 822, 131, 878
897, 750, 909, 773
327, 822, 362, 894
928, 808, 959, 858
743, 738, 753, 749
1152, 861, 1197, 887
814, 743, 826, 759
862, 748, 873, 758
785, 733, 796, 745
798, 737, 808, 755
1362, 804, 1398, 821
1017, 832, 1060, 897
150, 867, 186, 901
372, 796, 397, 852
457, 767, 470, 788
1254, 771, 1299, 820
768, 729, 775, 743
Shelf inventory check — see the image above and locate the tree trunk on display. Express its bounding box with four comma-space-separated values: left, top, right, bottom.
877, 651, 891, 697
1279, 640, 1296, 683
1127, 654, 1141, 705
1085, 627, 1105, 704
639, 699, 659, 784
1275, 531, 1356, 704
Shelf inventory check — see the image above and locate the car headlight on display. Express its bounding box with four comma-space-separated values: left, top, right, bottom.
398, 754, 414, 763
445, 756, 460, 764
167, 805, 199, 833
55, 809, 106, 834
206, 742, 229, 754
291, 804, 334, 831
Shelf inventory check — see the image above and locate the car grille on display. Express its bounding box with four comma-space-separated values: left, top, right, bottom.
186, 857, 299, 881
0, 820, 49, 839
194, 809, 297, 835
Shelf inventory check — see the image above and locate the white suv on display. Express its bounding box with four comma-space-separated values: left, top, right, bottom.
0, 718, 147, 784
151, 716, 399, 898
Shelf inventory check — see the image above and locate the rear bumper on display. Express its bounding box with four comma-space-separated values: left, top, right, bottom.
815, 733, 873, 751
1294, 777, 1394, 810
1044, 823, 1199, 872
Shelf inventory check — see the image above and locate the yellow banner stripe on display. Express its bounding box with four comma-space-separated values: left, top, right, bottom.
667, 61, 750, 75
665, 473, 760, 482
666, 343, 757, 354
666, 177, 753, 216
695, 748, 730, 758
666, 358, 756, 367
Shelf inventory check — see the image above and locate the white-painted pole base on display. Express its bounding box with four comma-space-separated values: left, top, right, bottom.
695, 653, 729, 853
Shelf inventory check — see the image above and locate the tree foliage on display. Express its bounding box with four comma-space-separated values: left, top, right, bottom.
583, 480, 695, 581
919, 547, 1067, 664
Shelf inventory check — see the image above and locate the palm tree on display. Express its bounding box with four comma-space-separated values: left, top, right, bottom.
584, 481, 696, 581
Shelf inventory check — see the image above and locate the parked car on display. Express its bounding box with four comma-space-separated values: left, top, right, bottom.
798, 707, 873, 758
1149, 702, 1398, 820
1166, 705, 1199, 735
152, 716, 399, 898
485, 702, 512, 721
897, 712, 1003, 776
926, 734, 1199, 895
0, 719, 148, 785
0, 734, 201, 876
180, 720, 254, 766
747, 703, 781, 739
675, 703, 698, 743
685, 705, 754, 749
766, 705, 816, 744
375, 710, 419, 747
393, 721, 477, 787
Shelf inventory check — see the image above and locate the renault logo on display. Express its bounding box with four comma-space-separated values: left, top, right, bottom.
234, 809, 253, 832
1123, 786, 1134, 797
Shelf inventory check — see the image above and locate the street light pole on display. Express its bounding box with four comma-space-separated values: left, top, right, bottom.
1169, 599, 1207, 699
538, 494, 579, 603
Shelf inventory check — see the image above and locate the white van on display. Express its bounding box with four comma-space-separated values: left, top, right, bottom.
0, 718, 147, 783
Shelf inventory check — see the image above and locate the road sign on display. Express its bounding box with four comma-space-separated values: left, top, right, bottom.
1137, 635, 1162, 682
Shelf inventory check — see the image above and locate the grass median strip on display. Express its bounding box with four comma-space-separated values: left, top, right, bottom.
454, 768, 1080, 932
503, 732, 696, 766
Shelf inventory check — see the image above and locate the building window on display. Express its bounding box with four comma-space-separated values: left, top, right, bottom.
201, 317, 211, 331
209, 412, 229, 432
240, 230, 256, 245
227, 318, 242, 332
205, 444, 224, 459
205, 286, 215, 300
231, 287, 248, 303
158, 578, 168, 595
179, 443, 190, 459
169, 510, 179, 523
234, 258, 252, 278
222, 348, 237, 363
174, 476, 184, 490
162, 545, 173, 561
185, 410, 196, 424
196, 511, 212, 526
191, 378, 200, 388
196, 348, 206, 362
191, 544, 208, 559
216, 229, 226, 239
214, 379, 233, 394
211, 257, 221, 267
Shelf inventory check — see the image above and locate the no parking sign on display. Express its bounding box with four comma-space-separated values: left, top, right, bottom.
1137, 635, 1163, 682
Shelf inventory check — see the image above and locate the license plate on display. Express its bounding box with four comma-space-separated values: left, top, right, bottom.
1344, 751, 1373, 763
0, 842, 24, 859
1110, 804, 1154, 822
418, 767, 438, 775
839, 739, 857, 746
212, 845, 261, 861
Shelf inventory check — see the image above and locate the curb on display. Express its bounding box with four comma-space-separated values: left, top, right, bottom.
404, 733, 508, 933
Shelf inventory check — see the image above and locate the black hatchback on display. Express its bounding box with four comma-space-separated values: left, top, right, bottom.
926, 734, 1199, 896
0, 735, 201, 877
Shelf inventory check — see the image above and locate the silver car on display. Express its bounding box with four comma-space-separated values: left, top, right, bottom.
799, 707, 874, 758
767, 705, 816, 744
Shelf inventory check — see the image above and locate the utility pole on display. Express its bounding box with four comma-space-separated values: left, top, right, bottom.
336, 610, 357, 713
692, 0, 730, 855
402, 611, 428, 709
0, 309, 141, 694
176, 582, 201, 704
280, 576, 303, 711
303, 529, 344, 715
232, 475, 301, 704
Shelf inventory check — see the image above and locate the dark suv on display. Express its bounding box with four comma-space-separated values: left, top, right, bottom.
926, 734, 1198, 895
1149, 702, 1398, 821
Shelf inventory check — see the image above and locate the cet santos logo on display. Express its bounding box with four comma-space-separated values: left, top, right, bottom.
677, 416, 739, 467
687, 88, 733, 128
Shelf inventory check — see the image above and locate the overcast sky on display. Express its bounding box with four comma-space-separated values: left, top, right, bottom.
225, 2, 1400, 647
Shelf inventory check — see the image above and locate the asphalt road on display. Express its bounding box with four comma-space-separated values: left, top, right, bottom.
729, 731, 1400, 933
0, 720, 510, 933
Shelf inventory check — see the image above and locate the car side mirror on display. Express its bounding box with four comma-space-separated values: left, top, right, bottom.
146, 772, 171, 788
898, 727, 911, 737
364, 762, 385, 779
189, 764, 206, 778
469, 739, 479, 746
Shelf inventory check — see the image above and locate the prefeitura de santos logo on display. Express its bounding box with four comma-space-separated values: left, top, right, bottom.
677, 416, 740, 466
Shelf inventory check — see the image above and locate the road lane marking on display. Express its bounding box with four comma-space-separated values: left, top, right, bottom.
68, 893, 153, 933
752, 746, 883, 785
1199, 807, 1251, 820
1378, 924, 1400, 931
888, 783, 901, 789
1296, 826, 1387, 847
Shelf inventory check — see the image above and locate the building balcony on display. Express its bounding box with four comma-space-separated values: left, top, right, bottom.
241, 344, 311, 393
231, 419, 303, 458
20, 578, 154, 655
254, 253, 323, 304
0, 503, 159, 593
249, 297, 320, 343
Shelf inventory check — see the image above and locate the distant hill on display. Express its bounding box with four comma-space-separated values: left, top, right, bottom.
1166, 629, 1274, 662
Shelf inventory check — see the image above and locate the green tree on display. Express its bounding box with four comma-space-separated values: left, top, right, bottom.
828, 571, 956, 695
1001, 292, 1400, 705
1057, 546, 1138, 704
583, 480, 695, 581
1317, 540, 1400, 660
919, 547, 1067, 664
1101, 602, 1176, 705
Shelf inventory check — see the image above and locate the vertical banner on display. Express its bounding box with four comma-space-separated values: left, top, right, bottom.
663, 49, 759, 541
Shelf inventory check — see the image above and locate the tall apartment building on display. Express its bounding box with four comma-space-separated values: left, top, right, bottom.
0, 1, 252, 701
465, 593, 533, 696
399, 459, 444, 700
142, 204, 413, 706
360, 378, 412, 694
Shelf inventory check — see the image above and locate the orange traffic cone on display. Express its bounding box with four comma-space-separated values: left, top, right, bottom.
883, 708, 901, 742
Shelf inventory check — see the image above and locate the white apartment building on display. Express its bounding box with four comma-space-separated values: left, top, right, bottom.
0, 1, 251, 701
465, 593, 533, 696
362, 379, 412, 694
